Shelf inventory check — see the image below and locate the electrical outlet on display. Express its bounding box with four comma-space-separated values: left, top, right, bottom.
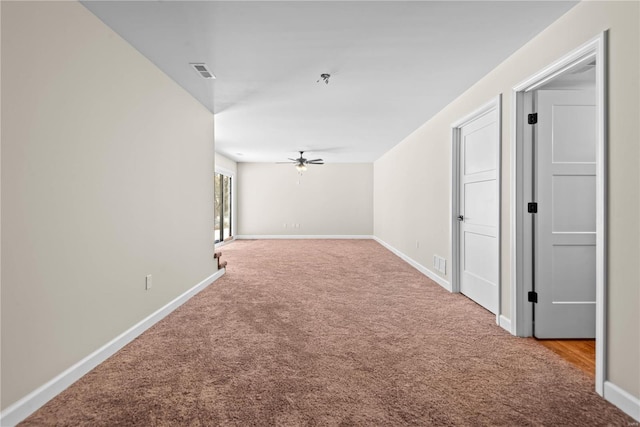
145, 274, 152, 290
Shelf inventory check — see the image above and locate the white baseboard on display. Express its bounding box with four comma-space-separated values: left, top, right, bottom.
499, 315, 513, 334
236, 235, 374, 240
215, 237, 236, 248
373, 236, 451, 291
604, 381, 640, 421
0, 268, 226, 427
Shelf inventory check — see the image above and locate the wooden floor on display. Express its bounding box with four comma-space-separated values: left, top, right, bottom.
534, 339, 596, 377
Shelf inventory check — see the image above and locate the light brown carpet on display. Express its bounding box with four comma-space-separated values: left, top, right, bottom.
21, 239, 632, 426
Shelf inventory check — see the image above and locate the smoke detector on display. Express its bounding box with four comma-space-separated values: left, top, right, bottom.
190, 63, 216, 79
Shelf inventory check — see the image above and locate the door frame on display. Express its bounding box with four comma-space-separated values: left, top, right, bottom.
510, 32, 607, 394
215, 166, 237, 246
450, 95, 502, 324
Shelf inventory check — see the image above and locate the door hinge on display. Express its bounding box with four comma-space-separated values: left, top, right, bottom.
528, 291, 538, 303
527, 202, 538, 213
528, 113, 538, 125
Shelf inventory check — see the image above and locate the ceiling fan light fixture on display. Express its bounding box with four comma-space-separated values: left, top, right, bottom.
296, 164, 307, 172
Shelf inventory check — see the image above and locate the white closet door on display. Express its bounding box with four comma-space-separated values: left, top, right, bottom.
459, 109, 499, 314
534, 89, 596, 338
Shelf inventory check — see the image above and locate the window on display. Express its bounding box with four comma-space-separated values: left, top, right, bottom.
214, 171, 233, 243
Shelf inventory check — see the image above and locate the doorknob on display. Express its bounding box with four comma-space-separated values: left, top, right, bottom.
457, 215, 464, 221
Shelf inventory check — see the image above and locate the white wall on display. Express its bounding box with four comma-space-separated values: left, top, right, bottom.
373, 1, 639, 399
215, 153, 238, 175
1, 1, 217, 409
238, 163, 373, 236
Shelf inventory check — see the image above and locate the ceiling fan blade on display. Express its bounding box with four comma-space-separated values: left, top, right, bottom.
306, 159, 323, 162
287, 158, 298, 162
308, 162, 324, 165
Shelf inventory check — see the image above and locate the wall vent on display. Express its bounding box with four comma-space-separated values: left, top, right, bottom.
190, 63, 215, 79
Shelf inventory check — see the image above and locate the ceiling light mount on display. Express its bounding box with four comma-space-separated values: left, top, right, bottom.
317, 73, 331, 84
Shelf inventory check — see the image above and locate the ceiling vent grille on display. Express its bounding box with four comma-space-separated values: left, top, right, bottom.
190, 63, 215, 79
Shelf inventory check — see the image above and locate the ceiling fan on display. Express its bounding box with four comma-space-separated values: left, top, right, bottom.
278, 151, 324, 172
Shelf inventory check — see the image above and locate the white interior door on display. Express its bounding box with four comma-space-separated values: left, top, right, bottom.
459, 109, 499, 314
534, 89, 596, 338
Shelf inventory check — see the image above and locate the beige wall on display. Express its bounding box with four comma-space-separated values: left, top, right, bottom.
373, 1, 639, 398
1, 1, 217, 409
238, 163, 373, 236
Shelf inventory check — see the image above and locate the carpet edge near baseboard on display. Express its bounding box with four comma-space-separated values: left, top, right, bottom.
604, 381, 640, 422
0, 268, 226, 427
372, 236, 451, 292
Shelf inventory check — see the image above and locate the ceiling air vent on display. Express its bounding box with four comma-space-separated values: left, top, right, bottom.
190, 63, 215, 79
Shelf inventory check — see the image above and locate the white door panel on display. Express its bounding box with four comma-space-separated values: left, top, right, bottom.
551, 245, 596, 302
464, 233, 498, 284
464, 124, 497, 175
551, 105, 596, 163
534, 89, 596, 338
459, 109, 499, 314
464, 180, 497, 227
551, 175, 596, 232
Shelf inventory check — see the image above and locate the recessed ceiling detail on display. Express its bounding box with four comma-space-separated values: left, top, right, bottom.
190, 63, 215, 79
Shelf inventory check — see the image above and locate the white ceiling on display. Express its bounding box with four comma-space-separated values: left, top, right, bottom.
81, 1, 577, 163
